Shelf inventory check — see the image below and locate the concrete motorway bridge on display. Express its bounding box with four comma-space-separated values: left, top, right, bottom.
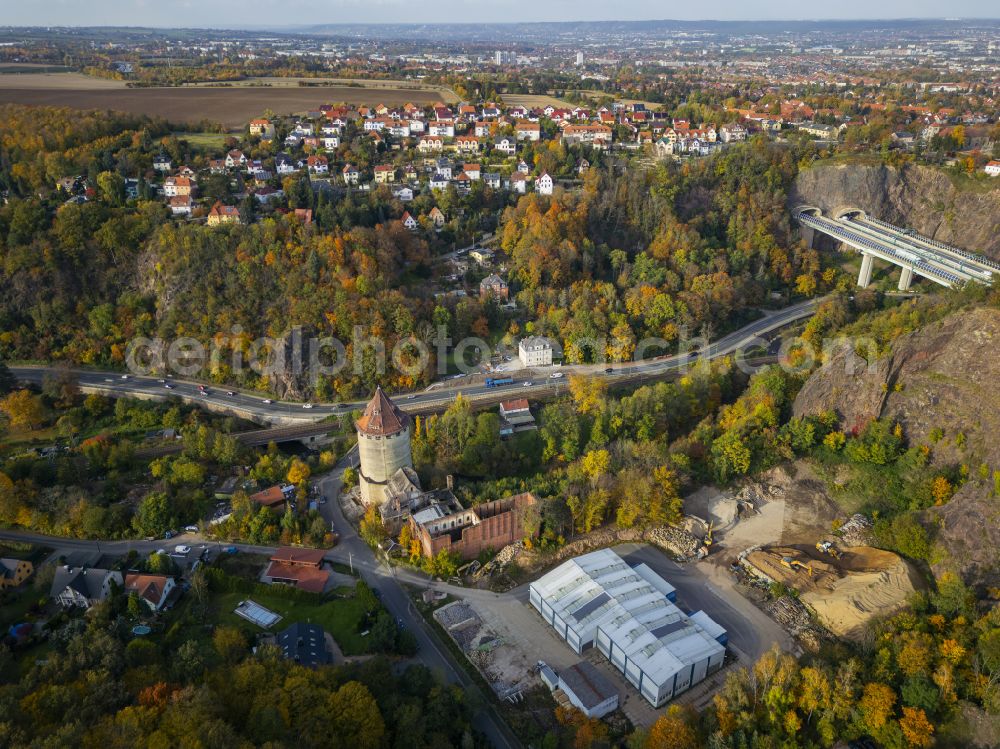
795, 206, 998, 290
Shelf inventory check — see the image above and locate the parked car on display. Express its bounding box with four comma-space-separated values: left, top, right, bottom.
163, 530, 175, 539
184, 525, 199, 533
222, 546, 238, 555
549, 372, 564, 379
173, 545, 191, 554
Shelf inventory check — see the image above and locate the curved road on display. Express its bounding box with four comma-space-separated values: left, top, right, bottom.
10, 298, 819, 422
0, 448, 521, 749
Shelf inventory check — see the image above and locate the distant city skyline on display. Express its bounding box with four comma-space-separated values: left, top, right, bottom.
11, 1, 1000, 29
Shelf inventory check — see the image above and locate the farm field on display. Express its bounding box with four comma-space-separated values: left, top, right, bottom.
0, 76, 456, 129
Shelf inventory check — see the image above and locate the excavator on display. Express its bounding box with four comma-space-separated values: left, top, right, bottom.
815, 540, 842, 560
780, 556, 814, 576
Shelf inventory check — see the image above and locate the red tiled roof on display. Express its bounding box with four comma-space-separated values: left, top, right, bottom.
270, 547, 326, 566
124, 573, 170, 606
250, 485, 286, 507
355, 386, 408, 437
264, 561, 329, 593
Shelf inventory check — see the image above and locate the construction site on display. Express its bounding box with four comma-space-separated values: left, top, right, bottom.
683, 465, 924, 643
736, 541, 923, 640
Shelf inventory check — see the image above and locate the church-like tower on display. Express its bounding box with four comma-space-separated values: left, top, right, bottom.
355, 386, 412, 505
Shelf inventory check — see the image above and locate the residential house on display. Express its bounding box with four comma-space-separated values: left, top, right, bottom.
429, 174, 449, 191
263, 547, 330, 594
249, 119, 275, 139
494, 136, 517, 156
254, 186, 284, 204
275, 622, 332, 667
499, 399, 536, 437
124, 573, 177, 612
401, 211, 418, 230
0, 558, 33, 589
480, 273, 509, 301
985, 160, 1000, 177
225, 150, 247, 169
561, 124, 613, 147
208, 158, 227, 174
462, 163, 481, 180
374, 164, 397, 184
418, 135, 445, 153
163, 176, 194, 198
483, 172, 502, 189
153, 154, 172, 172
207, 201, 241, 226
306, 155, 329, 175
469, 248, 495, 265
169, 195, 193, 216
435, 159, 454, 179
519, 336, 555, 366
51, 566, 123, 609
392, 186, 414, 202
428, 206, 446, 228
515, 121, 541, 141
719, 123, 747, 143
516, 159, 531, 174
455, 135, 481, 153
249, 484, 293, 509
322, 136, 340, 150
509, 172, 528, 194
275, 153, 297, 176
293, 208, 313, 224
429, 121, 455, 138
536, 172, 554, 196
342, 164, 360, 185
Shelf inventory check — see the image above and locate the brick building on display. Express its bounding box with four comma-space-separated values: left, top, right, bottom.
410, 492, 537, 559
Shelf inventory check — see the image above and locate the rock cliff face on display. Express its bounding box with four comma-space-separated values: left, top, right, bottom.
792, 307, 1000, 588
789, 162, 1000, 259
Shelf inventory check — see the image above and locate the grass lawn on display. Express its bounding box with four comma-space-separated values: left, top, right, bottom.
211, 586, 371, 655
173, 131, 229, 151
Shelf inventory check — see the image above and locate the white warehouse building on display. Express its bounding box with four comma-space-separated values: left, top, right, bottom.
529, 548, 727, 708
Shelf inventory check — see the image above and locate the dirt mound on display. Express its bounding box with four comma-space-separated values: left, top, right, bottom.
742, 544, 921, 641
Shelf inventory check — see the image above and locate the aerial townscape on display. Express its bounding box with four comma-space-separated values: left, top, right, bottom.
2, 7, 1000, 749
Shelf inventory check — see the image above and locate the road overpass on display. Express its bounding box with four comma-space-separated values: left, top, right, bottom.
795, 207, 997, 290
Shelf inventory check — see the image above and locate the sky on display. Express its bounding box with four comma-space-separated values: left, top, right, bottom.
7, 0, 999, 28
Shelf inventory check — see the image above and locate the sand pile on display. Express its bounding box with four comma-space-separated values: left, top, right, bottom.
743, 545, 922, 641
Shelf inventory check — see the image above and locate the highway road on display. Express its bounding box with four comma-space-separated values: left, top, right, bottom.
0, 447, 521, 749
10, 297, 819, 429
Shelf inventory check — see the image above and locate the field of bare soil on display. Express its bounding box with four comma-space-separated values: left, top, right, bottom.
0, 74, 454, 129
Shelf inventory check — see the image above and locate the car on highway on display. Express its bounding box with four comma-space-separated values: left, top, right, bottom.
302, 403, 313, 409
336, 402, 347, 408
120, 374, 129, 379
104, 378, 114, 383
604, 367, 614, 374
406, 394, 416, 399
164, 383, 174, 389
226, 391, 235, 397
262, 399, 272, 404
549, 372, 564, 379
522, 381, 532, 387
173, 545, 191, 555
222, 546, 238, 555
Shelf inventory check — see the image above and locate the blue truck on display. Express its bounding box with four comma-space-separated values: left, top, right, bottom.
485, 377, 514, 388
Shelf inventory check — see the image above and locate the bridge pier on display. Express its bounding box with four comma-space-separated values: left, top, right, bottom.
858, 253, 874, 288
898, 266, 914, 291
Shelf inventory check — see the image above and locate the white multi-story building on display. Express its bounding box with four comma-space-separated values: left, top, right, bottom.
518, 336, 555, 367
529, 549, 726, 708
